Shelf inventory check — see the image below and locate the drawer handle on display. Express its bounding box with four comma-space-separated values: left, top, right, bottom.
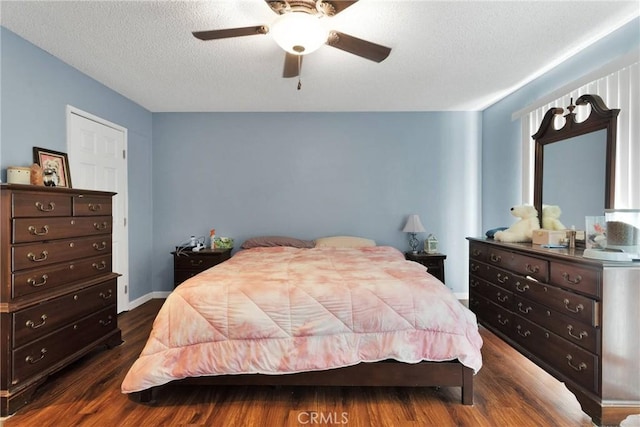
27, 274, 49, 287
567, 325, 588, 340
563, 299, 584, 313
496, 273, 509, 284
525, 264, 540, 274
496, 293, 508, 303
470, 280, 479, 288
89, 203, 102, 212
26, 314, 48, 329
25, 348, 47, 364
562, 272, 582, 284
472, 249, 481, 256
517, 303, 531, 314
190, 259, 204, 267
490, 253, 502, 263
470, 299, 480, 307
99, 316, 113, 326
35, 201, 55, 212
516, 325, 531, 337
497, 315, 509, 326
27, 250, 49, 262
99, 290, 113, 300
93, 222, 108, 231
28, 225, 49, 236
92, 261, 107, 271
515, 282, 530, 292
93, 241, 107, 251
566, 354, 587, 372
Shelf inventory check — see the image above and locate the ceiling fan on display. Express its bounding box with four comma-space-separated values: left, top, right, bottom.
192, 0, 391, 88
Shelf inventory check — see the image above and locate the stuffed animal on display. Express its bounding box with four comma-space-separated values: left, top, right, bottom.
494, 205, 540, 243
542, 205, 566, 230
30, 163, 44, 186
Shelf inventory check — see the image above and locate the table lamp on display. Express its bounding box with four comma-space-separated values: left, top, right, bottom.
403, 214, 426, 253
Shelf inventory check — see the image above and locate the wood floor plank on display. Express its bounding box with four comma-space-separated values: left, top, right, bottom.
0, 298, 609, 426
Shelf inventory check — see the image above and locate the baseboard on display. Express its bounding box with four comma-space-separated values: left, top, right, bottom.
127, 291, 171, 311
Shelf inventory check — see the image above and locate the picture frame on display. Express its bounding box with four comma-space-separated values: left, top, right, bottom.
33, 147, 72, 188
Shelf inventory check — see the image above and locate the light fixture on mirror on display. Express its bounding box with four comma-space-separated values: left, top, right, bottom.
271, 12, 328, 55
402, 214, 426, 254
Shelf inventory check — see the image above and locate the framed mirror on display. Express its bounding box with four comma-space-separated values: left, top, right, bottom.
532, 94, 619, 229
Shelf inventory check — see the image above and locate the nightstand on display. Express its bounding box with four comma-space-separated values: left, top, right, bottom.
405, 252, 447, 284
171, 248, 232, 287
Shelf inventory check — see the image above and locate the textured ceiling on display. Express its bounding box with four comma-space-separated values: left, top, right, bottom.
1, 1, 638, 112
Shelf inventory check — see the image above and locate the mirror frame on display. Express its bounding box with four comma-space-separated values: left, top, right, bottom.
532, 94, 620, 228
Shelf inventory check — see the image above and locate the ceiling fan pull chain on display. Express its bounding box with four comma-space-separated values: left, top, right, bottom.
297, 54, 302, 90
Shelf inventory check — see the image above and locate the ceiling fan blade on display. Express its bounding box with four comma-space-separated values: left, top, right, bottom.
326, 31, 391, 62
283, 53, 302, 78
192, 26, 268, 41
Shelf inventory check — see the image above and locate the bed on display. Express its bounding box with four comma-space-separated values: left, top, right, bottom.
122, 240, 483, 404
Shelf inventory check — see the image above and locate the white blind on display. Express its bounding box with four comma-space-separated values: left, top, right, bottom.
521, 61, 639, 209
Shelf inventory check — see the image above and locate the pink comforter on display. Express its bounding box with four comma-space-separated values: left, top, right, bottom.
121, 246, 482, 393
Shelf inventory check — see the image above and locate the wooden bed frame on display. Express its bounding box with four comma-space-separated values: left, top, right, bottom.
132, 359, 474, 405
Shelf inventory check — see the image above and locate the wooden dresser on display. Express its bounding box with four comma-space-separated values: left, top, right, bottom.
0, 184, 122, 416
467, 237, 639, 426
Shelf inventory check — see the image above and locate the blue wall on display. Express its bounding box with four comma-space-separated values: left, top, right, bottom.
151, 112, 482, 293
481, 17, 640, 230
0, 27, 155, 301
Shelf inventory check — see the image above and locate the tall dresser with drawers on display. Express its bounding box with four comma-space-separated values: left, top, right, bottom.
0, 184, 122, 416
467, 237, 639, 426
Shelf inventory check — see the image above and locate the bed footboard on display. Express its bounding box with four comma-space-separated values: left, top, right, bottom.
130, 360, 474, 405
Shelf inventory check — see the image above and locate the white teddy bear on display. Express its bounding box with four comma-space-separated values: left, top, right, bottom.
542, 205, 566, 230
494, 205, 540, 243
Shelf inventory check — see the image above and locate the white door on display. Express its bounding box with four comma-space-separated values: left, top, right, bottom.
66, 106, 129, 313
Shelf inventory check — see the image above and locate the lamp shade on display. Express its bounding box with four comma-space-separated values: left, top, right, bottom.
271, 12, 328, 55
402, 214, 426, 233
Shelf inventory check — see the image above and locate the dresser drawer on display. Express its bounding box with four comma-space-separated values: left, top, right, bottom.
12, 305, 117, 386
470, 295, 513, 335
174, 252, 231, 271
12, 216, 112, 243
174, 269, 203, 284
12, 279, 117, 347
511, 316, 598, 393
510, 273, 598, 326
512, 294, 599, 354
72, 195, 112, 216
484, 247, 548, 282
549, 261, 601, 299
12, 236, 112, 271
469, 242, 487, 262
12, 255, 112, 299
11, 192, 72, 218
470, 261, 514, 292
472, 277, 514, 311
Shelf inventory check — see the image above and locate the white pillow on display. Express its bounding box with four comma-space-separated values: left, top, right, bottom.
314, 236, 376, 248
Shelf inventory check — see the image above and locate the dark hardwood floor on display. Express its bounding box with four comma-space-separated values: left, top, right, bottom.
0, 298, 620, 426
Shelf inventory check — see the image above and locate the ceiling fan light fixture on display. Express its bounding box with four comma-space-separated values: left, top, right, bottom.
271, 12, 328, 55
